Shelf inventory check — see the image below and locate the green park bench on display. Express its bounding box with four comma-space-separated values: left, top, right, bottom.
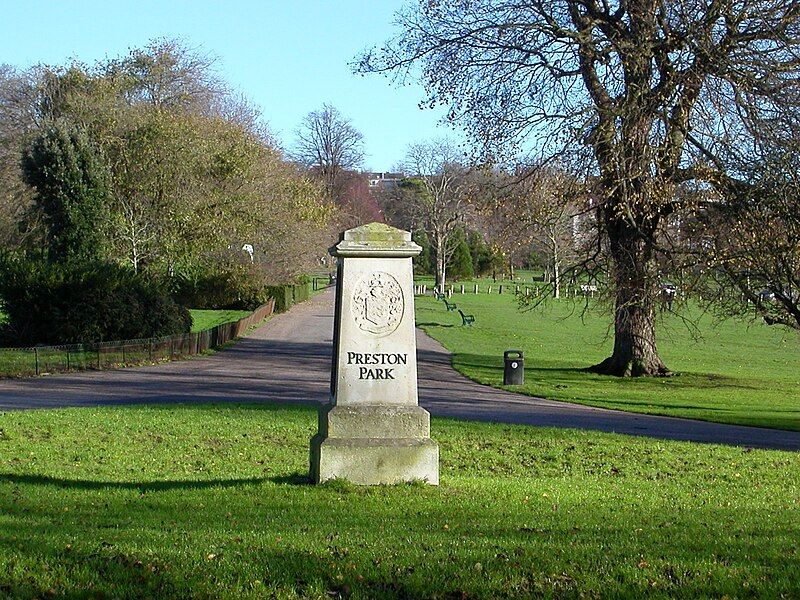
458, 309, 475, 327
434, 291, 445, 301
442, 298, 457, 312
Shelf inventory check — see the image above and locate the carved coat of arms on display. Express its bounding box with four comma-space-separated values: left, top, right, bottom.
351, 272, 404, 335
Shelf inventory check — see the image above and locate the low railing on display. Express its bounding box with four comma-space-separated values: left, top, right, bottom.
0, 298, 276, 378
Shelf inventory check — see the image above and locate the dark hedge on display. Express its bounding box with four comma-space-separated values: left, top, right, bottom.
0, 258, 191, 346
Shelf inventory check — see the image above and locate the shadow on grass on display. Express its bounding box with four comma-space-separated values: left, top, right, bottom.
0, 532, 465, 600
452, 352, 762, 391
269, 471, 312, 486
0, 471, 319, 491
1, 477, 797, 599
415, 322, 454, 328
0, 473, 272, 492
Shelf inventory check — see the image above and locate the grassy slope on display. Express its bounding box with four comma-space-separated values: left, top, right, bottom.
189, 309, 251, 333
0, 404, 798, 599
415, 291, 800, 431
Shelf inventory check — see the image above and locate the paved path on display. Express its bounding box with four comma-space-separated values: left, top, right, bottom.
1, 289, 798, 451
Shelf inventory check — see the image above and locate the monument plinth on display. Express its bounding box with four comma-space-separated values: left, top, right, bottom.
310, 223, 439, 485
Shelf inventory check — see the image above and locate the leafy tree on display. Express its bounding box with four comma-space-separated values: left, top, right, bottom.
104, 38, 223, 112
358, 0, 800, 376
467, 230, 494, 277
21, 122, 110, 264
2, 42, 334, 285
448, 228, 475, 280
412, 230, 434, 275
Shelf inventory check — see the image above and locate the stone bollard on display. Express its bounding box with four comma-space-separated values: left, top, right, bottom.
460, 284, 464, 294
474, 284, 478, 294
310, 223, 439, 485
516, 285, 520, 293
488, 286, 492, 294
499, 285, 503, 294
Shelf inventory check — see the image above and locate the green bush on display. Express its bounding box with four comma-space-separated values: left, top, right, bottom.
412, 231, 435, 275
266, 280, 312, 314
0, 257, 191, 346
172, 265, 270, 310
292, 277, 311, 304
267, 285, 294, 313
448, 229, 475, 280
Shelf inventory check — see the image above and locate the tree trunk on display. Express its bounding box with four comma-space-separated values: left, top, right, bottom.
552, 259, 560, 299
588, 223, 670, 376
435, 233, 446, 293
551, 231, 560, 299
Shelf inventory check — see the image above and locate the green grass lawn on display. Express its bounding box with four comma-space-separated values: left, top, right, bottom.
189, 309, 251, 333
0, 403, 797, 598
415, 289, 800, 431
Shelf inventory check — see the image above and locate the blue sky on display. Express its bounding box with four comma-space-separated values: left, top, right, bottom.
0, 0, 457, 171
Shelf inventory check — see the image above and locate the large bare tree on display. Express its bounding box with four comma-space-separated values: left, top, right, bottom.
401, 139, 471, 291
358, 0, 800, 376
293, 104, 364, 202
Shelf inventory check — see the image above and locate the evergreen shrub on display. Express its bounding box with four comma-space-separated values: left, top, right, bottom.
449, 229, 475, 280
0, 257, 191, 346
172, 265, 270, 310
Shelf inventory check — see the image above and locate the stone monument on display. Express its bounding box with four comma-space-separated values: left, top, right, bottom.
310, 223, 439, 485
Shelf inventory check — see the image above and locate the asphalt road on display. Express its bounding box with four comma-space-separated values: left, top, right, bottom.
1, 288, 798, 451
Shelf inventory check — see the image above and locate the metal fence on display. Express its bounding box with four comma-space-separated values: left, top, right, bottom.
0, 299, 276, 378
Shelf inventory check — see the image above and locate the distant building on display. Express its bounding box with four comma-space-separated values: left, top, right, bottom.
367, 172, 404, 190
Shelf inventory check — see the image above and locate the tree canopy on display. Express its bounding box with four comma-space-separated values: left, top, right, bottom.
358, 0, 800, 375
1, 39, 334, 286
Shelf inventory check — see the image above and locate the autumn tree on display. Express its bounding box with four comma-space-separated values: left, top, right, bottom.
472, 166, 582, 292
0, 40, 334, 290
697, 137, 800, 330
333, 170, 383, 229
0, 65, 42, 249
358, 0, 800, 376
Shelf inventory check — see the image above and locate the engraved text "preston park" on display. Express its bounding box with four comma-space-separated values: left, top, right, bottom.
347, 352, 408, 380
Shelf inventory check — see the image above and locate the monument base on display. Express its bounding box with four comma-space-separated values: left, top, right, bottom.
310, 405, 439, 485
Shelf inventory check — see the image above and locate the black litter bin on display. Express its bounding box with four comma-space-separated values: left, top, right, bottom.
503, 350, 524, 385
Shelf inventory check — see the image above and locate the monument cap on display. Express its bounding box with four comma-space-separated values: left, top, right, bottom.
331, 222, 422, 258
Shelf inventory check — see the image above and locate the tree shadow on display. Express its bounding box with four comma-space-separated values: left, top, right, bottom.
269, 472, 312, 486
452, 352, 762, 391
0, 473, 271, 492
0, 470, 318, 491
